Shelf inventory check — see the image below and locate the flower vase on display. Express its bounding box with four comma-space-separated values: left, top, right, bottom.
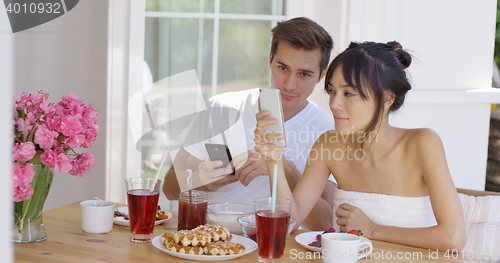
13, 164, 54, 243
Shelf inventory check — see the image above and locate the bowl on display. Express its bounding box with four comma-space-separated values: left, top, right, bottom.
236, 213, 297, 242
206, 203, 254, 234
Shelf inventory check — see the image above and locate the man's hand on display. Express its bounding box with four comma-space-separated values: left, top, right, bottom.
196, 160, 236, 191
198, 174, 238, 192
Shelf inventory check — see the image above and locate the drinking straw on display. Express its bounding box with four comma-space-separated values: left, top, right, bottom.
149, 149, 168, 193
271, 164, 278, 213
186, 169, 193, 204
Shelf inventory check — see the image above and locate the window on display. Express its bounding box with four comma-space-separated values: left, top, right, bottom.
141, 0, 286, 208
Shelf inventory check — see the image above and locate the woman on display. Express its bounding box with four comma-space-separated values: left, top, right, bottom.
254, 41, 466, 251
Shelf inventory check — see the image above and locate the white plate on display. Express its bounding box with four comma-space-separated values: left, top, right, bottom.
151, 234, 257, 261
295, 231, 372, 253
113, 207, 172, 226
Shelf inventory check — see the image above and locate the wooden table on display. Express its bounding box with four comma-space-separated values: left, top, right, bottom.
14, 201, 488, 262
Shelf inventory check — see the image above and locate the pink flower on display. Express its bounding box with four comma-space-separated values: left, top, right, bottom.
34, 126, 58, 149
40, 149, 58, 167
59, 115, 83, 136
66, 134, 85, 148
12, 91, 100, 202
13, 185, 35, 202
39, 100, 50, 111
12, 142, 37, 162
82, 127, 99, 148
82, 104, 100, 126
12, 163, 34, 187
62, 93, 77, 103
12, 163, 35, 201
54, 153, 73, 173
69, 152, 95, 178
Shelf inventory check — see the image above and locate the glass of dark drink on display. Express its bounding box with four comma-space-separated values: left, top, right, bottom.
125, 177, 161, 243
254, 197, 292, 263
177, 190, 207, 230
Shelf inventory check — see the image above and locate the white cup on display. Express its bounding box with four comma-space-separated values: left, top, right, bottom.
322, 233, 373, 263
80, 200, 115, 233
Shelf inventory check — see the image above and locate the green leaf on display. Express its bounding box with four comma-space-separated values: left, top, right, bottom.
30, 151, 42, 165
23, 119, 27, 142
15, 131, 22, 140
27, 123, 38, 142
17, 109, 25, 119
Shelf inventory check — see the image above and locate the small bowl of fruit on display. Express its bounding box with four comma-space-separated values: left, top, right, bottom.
113, 205, 172, 226
236, 213, 297, 242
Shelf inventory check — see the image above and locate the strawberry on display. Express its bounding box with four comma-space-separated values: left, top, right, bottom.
158, 214, 169, 220
347, 229, 359, 236
327, 227, 336, 233
316, 234, 322, 241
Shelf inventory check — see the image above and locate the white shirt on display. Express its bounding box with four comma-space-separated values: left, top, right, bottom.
179, 88, 335, 205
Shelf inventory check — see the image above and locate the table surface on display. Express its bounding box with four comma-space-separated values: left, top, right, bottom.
14, 201, 488, 263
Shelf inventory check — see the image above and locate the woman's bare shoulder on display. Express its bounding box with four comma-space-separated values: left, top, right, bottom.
400, 127, 444, 153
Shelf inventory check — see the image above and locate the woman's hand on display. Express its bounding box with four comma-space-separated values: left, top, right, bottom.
254, 111, 286, 162
335, 203, 376, 237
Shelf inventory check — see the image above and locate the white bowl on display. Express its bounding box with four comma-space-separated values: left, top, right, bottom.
206, 203, 254, 234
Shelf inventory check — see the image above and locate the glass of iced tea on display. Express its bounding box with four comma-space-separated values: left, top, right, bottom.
125, 177, 161, 243
254, 197, 292, 263
177, 190, 208, 230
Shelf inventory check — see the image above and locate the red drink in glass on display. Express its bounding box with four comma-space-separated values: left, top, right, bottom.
256, 210, 290, 259
127, 189, 159, 237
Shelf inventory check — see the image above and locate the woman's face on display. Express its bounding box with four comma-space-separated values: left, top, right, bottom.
327, 65, 377, 135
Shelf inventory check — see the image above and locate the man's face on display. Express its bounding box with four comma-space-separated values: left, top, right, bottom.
269, 41, 324, 120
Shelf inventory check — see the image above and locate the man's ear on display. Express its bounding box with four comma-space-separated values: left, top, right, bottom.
318, 67, 328, 83
269, 52, 273, 66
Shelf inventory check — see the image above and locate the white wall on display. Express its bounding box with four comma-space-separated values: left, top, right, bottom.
1, 3, 14, 263
296, 0, 500, 190
12, 0, 109, 210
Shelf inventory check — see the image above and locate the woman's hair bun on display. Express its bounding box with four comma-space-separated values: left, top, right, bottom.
387, 41, 412, 69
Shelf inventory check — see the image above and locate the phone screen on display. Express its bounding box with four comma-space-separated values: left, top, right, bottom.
204, 143, 235, 175
259, 88, 286, 147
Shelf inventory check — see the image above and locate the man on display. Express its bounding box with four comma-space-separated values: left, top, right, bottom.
163, 17, 335, 230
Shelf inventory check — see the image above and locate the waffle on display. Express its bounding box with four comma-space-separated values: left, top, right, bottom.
172, 229, 211, 247
203, 241, 246, 255
161, 224, 245, 256
194, 224, 232, 242
161, 233, 204, 255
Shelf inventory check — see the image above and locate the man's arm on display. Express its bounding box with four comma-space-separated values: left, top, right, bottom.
163, 147, 197, 200
163, 147, 238, 200
163, 166, 181, 200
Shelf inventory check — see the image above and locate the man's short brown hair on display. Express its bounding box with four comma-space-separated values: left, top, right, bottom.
270, 17, 333, 74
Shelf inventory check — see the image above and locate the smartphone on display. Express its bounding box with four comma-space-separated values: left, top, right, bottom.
259, 88, 286, 147
204, 143, 235, 175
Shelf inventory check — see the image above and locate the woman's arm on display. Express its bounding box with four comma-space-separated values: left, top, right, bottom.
336, 129, 466, 251
254, 110, 331, 226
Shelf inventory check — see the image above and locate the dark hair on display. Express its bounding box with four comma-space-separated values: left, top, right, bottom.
325, 41, 412, 136
270, 17, 333, 74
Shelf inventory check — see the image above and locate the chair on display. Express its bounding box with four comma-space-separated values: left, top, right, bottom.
457, 188, 500, 262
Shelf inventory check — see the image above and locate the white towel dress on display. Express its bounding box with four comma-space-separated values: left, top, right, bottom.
332, 184, 437, 230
